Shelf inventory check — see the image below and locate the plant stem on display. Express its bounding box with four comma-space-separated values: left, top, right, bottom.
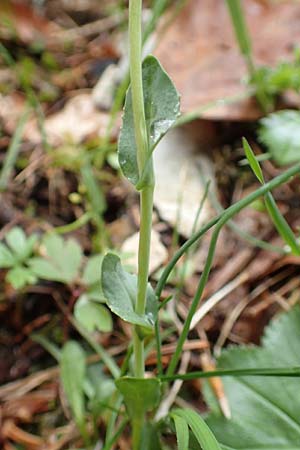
166, 163, 300, 376
129, 0, 155, 379
156, 163, 300, 301
129, 0, 148, 175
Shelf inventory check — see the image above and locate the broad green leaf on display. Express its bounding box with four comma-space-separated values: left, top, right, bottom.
0, 242, 15, 268
206, 306, 300, 449
82, 254, 103, 285
29, 234, 82, 284
172, 409, 222, 450
6, 266, 37, 289
101, 253, 157, 330
60, 341, 86, 429
118, 55, 180, 185
173, 414, 189, 450
116, 377, 161, 419
74, 295, 112, 332
5, 227, 27, 258
242, 138, 264, 184
259, 110, 300, 165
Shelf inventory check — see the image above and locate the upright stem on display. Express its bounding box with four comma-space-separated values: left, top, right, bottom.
129, 2, 154, 448
129, 0, 148, 173
129, 0, 154, 378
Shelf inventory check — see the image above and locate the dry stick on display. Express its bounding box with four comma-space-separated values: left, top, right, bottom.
214, 266, 294, 355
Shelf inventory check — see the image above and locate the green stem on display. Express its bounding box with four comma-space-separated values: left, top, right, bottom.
132, 416, 143, 450
129, 0, 148, 175
160, 366, 300, 382
157, 163, 300, 375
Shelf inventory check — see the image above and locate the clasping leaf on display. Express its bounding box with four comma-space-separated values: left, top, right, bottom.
118, 55, 180, 186
116, 377, 161, 420
101, 253, 157, 330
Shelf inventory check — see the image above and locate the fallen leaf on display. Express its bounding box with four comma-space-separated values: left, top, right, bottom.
155, 0, 300, 120
153, 127, 213, 237
31, 93, 110, 145
121, 229, 168, 274
0, 0, 59, 44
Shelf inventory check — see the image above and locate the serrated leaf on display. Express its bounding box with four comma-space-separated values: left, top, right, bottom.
242, 138, 264, 184
6, 266, 37, 289
118, 55, 180, 185
0, 242, 15, 268
74, 295, 112, 333
116, 377, 161, 419
205, 306, 300, 449
259, 110, 300, 165
101, 253, 157, 330
172, 409, 222, 450
60, 341, 86, 429
29, 234, 82, 284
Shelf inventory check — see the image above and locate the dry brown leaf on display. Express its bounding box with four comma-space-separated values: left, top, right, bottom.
0, 0, 59, 44
29, 93, 111, 146
155, 0, 300, 120
121, 229, 168, 274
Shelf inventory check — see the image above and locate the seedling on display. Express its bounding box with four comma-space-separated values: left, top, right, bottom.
97, 1, 300, 449
0, 226, 38, 289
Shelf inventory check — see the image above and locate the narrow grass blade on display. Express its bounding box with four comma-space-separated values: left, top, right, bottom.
160, 366, 300, 382
242, 137, 264, 184
172, 409, 222, 450
173, 414, 189, 450
264, 192, 300, 255
0, 109, 30, 191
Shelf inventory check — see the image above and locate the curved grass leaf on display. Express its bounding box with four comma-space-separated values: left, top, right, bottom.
101, 253, 157, 329
118, 55, 180, 185
172, 409, 222, 450
205, 306, 300, 449
259, 110, 300, 165
242, 137, 264, 184
116, 377, 161, 419
173, 414, 189, 450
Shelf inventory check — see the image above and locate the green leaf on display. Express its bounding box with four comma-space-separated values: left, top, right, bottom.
60, 341, 86, 429
118, 55, 180, 185
172, 409, 222, 450
84, 363, 115, 416
5, 227, 27, 256
29, 234, 82, 284
205, 306, 300, 449
6, 266, 37, 289
0, 242, 15, 268
259, 110, 300, 165
74, 295, 112, 333
242, 138, 264, 184
173, 414, 189, 450
116, 377, 161, 419
101, 253, 157, 330
82, 254, 103, 285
